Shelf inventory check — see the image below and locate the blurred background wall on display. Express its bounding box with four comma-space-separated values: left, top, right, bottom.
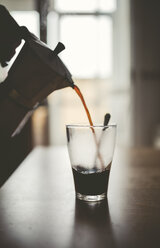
1, 0, 160, 149
131, 0, 160, 148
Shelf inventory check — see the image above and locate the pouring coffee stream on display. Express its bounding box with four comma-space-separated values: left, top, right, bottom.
73, 85, 111, 170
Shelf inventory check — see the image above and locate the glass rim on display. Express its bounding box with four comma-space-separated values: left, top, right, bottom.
66, 123, 117, 128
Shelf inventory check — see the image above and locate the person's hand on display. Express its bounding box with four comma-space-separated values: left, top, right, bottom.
0, 5, 22, 67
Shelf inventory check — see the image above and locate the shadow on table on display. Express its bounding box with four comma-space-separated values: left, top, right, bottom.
71, 198, 116, 248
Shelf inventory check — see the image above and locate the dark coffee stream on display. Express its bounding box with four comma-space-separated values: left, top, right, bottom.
74, 85, 94, 127
73, 85, 105, 169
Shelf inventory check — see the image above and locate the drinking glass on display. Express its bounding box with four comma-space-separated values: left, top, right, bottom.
66, 124, 116, 201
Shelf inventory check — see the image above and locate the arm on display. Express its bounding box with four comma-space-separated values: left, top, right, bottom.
0, 5, 22, 67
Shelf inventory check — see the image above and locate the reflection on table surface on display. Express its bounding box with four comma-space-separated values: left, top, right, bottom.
0, 146, 160, 248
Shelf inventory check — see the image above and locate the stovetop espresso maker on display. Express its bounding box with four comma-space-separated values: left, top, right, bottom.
0, 5, 74, 186
0, 5, 74, 140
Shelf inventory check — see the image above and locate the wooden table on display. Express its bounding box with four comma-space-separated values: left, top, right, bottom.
0, 146, 160, 248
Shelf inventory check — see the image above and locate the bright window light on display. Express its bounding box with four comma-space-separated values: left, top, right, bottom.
59, 16, 113, 78
55, 0, 116, 12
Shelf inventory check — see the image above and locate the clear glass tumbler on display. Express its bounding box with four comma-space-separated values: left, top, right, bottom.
66, 124, 116, 201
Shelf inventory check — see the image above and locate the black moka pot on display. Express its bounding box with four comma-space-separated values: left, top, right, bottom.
0, 5, 74, 139
0, 5, 75, 186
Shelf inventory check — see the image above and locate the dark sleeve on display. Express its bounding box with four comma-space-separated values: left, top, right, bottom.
0, 5, 22, 67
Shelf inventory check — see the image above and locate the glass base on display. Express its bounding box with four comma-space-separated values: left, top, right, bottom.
76, 192, 107, 202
